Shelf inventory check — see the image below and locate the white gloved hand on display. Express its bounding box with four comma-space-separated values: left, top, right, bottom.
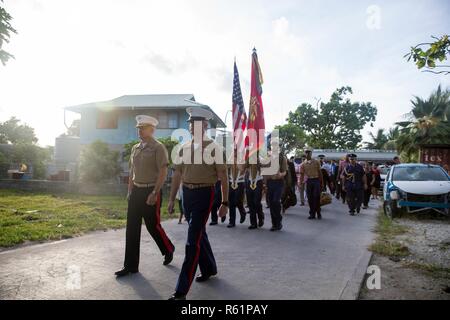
127, 190, 132, 201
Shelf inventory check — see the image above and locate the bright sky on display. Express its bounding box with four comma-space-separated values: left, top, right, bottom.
0, 0, 449, 147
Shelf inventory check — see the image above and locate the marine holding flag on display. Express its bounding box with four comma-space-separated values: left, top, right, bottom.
227, 61, 248, 228
247, 48, 287, 231
231, 58, 265, 229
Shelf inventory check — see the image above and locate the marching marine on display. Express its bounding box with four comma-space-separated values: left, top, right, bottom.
245, 158, 264, 229
167, 107, 229, 300
226, 152, 246, 228
300, 148, 323, 220
115, 115, 175, 277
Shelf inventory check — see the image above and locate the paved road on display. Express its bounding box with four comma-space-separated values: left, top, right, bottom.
0, 198, 377, 300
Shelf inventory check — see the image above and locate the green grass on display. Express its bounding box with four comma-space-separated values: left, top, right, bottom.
0, 189, 177, 247
405, 261, 450, 279
369, 210, 410, 257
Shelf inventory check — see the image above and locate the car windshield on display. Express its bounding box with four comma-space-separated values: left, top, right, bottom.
392, 166, 449, 181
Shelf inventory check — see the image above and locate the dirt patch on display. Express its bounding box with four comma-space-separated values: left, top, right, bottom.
360, 214, 450, 300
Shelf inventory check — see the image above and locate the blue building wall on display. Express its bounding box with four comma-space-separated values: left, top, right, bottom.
79, 108, 190, 145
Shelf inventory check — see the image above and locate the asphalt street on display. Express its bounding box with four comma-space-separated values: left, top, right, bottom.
0, 197, 377, 300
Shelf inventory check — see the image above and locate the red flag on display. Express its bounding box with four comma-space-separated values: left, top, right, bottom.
246, 48, 265, 159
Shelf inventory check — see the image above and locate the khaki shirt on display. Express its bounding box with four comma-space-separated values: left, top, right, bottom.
300, 159, 321, 179
174, 139, 227, 184
264, 154, 288, 180
129, 138, 169, 185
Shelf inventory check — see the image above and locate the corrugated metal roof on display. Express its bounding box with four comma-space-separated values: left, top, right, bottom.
65, 94, 196, 111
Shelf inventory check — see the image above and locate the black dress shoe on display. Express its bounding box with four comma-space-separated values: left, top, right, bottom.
248, 225, 257, 230
240, 216, 246, 224
209, 221, 218, 226
168, 292, 186, 300
356, 208, 361, 214
317, 213, 322, 220
115, 268, 138, 277
221, 216, 226, 223
308, 216, 316, 220
270, 225, 282, 231
163, 251, 173, 265
195, 272, 217, 282
227, 223, 235, 228
258, 219, 264, 227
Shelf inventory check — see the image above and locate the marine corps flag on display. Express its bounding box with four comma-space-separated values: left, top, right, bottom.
246, 48, 266, 159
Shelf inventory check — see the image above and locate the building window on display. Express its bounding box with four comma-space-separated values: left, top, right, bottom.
97, 111, 118, 129
168, 112, 178, 128
158, 111, 168, 128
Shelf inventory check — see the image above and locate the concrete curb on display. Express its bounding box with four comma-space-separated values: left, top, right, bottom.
339, 249, 373, 299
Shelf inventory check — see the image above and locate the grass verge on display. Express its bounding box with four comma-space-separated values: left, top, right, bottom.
0, 189, 177, 247
368, 210, 410, 257
404, 261, 450, 279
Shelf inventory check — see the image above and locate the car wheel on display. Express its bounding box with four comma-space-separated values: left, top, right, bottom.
383, 200, 399, 219
383, 201, 392, 218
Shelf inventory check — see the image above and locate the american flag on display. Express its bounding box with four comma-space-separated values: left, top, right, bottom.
232, 61, 247, 147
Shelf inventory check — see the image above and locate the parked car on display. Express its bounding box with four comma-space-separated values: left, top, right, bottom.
383, 164, 450, 218
378, 165, 390, 190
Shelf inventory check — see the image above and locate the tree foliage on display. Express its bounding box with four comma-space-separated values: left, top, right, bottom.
365, 129, 388, 150
0, 150, 8, 178
78, 140, 121, 183
274, 123, 306, 155
0, 0, 17, 66
0, 117, 38, 144
396, 85, 450, 160
364, 127, 399, 151
157, 137, 179, 164
384, 126, 400, 151
287, 86, 377, 149
0, 117, 52, 178
405, 35, 450, 75
10, 143, 53, 179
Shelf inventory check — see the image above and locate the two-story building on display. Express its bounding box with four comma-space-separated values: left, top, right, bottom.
65, 93, 225, 147
52, 94, 226, 181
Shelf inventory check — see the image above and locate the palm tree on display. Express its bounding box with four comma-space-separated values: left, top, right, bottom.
396, 85, 450, 160
365, 128, 388, 149
384, 126, 400, 150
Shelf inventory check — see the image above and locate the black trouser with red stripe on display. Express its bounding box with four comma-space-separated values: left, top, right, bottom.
176, 185, 217, 295
124, 186, 174, 270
